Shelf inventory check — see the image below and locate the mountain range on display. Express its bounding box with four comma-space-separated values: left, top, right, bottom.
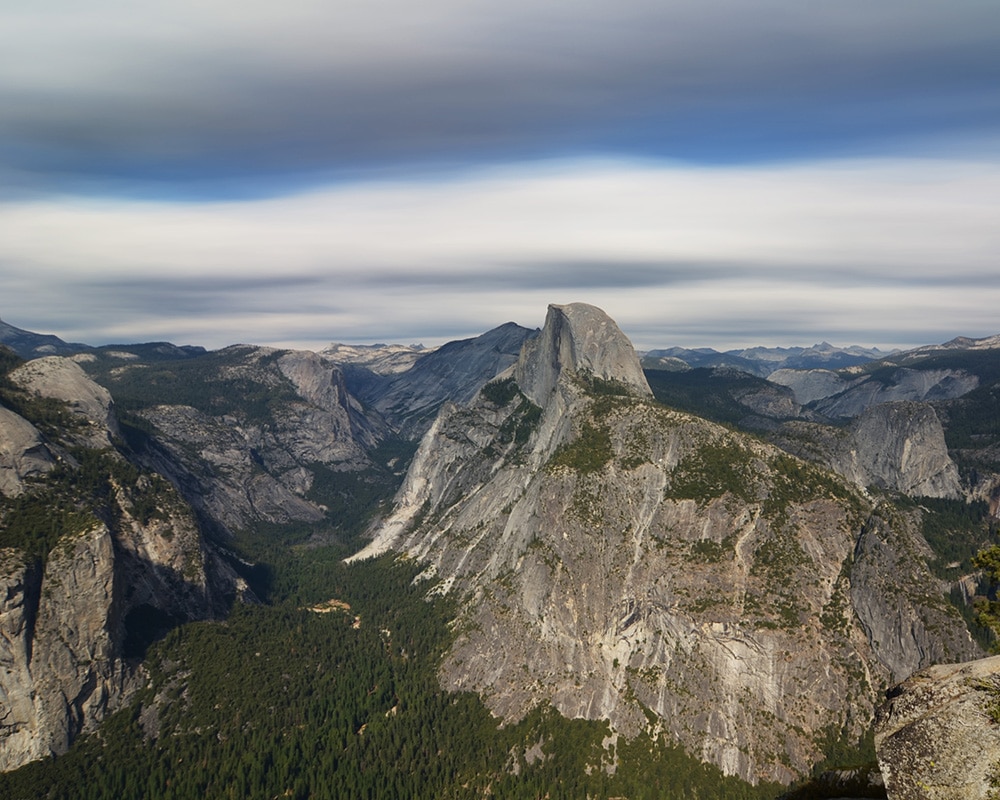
2, 308, 1000, 798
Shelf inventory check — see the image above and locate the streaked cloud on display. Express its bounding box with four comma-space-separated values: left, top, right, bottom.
2, 158, 998, 350
2, 1, 999, 197
1, 3, 997, 350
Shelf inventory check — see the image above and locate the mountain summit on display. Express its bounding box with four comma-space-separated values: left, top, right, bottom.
351, 302, 976, 784
514, 302, 650, 405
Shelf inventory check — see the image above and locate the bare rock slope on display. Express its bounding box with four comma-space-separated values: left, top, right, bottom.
775, 401, 961, 499
9, 356, 120, 448
121, 346, 388, 535
344, 322, 538, 439
0, 359, 235, 771
0, 405, 56, 495
875, 654, 1000, 799
354, 302, 977, 785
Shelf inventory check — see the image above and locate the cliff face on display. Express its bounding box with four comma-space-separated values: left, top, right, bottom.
0, 527, 123, 769
772, 366, 979, 418
345, 322, 538, 439
0, 359, 228, 771
838, 402, 961, 498
0, 406, 56, 496
768, 368, 862, 405
121, 346, 389, 535
9, 356, 120, 448
0, 499, 218, 772
515, 303, 650, 406
771, 400, 961, 500
354, 303, 976, 784
850, 507, 980, 683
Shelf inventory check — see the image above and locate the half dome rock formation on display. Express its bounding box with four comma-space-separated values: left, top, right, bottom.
514, 302, 651, 406
351, 302, 976, 784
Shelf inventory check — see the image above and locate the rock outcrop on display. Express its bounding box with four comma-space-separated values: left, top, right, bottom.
812, 368, 978, 419
9, 357, 120, 448
851, 507, 980, 683
0, 482, 221, 771
320, 342, 431, 375
514, 303, 650, 406
0, 500, 219, 771
768, 368, 862, 406
0, 406, 56, 496
0, 363, 232, 771
352, 302, 974, 784
138, 403, 327, 533
836, 402, 961, 499
1, 526, 123, 768
126, 346, 388, 535
770, 401, 961, 500
875, 654, 1000, 799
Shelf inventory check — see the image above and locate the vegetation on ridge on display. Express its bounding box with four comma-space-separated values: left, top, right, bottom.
81, 346, 301, 423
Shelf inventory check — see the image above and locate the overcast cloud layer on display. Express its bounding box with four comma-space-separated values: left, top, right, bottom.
2, 1, 999, 351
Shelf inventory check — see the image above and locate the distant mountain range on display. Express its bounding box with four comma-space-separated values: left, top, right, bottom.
0, 314, 938, 375
641, 342, 897, 376
0, 318, 92, 359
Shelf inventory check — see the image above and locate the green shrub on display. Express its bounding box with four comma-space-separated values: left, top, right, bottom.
481, 376, 520, 406
548, 420, 613, 474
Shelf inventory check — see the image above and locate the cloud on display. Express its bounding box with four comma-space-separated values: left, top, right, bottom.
2, 1, 999, 197
1, 157, 998, 350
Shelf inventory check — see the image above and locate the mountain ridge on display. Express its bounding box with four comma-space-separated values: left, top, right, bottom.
349, 302, 979, 784
3, 309, 1000, 792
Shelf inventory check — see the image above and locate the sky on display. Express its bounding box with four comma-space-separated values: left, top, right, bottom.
1, 1, 999, 353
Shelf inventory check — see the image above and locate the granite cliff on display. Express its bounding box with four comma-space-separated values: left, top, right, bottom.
0, 354, 241, 770
772, 401, 961, 500
341, 322, 538, 439
84, 345, 390, 537
769, 366, 979, 417
2, 311, 995, 788
353, 303, 978, 784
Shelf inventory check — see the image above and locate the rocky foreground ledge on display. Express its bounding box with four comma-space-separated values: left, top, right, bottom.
875, 654, 1000, 799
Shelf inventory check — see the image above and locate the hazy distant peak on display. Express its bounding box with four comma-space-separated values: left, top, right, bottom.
320, 341, 437, 375
919, 334, 1000, 353
0, 317, 89, 359
644, 341, 895, 376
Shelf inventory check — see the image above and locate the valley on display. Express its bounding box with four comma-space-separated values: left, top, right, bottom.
1, 306, 999, 798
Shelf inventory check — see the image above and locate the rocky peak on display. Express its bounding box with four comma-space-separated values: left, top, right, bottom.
0, 464, 227, 771
514, 303, 650, 407
843, 401, 961, 499
350, 303, 984, 784
0, 406, 57, 496
350, 322, 537, 438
